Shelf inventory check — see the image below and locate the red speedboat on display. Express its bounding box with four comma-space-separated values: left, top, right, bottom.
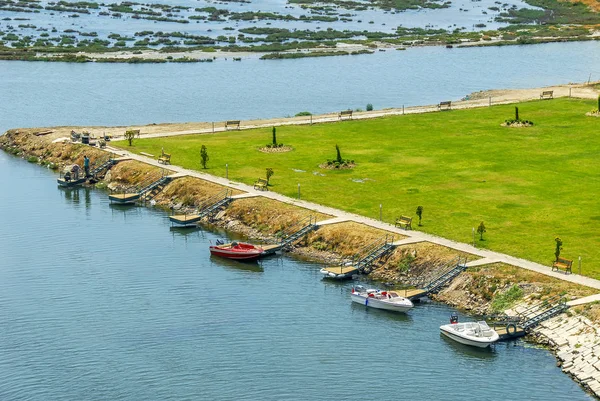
209, 241, 265, 260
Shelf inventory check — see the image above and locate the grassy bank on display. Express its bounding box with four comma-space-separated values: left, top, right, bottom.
114, 98, 600, 278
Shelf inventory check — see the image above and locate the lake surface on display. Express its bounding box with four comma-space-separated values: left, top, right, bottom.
1, 40, 599, 133
0, 147, 593, 400
0, 0, 532, 45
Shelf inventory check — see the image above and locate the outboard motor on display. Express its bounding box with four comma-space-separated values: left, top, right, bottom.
215, 239, 224, 246
450, 312, 459, 324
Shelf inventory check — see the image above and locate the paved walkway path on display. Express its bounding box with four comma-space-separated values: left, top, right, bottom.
107, 146, 600, 295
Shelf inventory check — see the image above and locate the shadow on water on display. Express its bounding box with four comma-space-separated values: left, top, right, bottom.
209, 255, 264, 273
440, 333, 498, 360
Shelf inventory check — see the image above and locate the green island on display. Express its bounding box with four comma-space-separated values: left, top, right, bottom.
113, 97, 600, 278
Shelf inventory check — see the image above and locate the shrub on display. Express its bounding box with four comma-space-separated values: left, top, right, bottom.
27, 156, 38, 163
491, 285, 524, 312
295, 111, 312, 116
366, 103, 373, 111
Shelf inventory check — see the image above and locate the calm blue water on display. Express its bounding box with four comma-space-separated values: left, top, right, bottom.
0, 150, 592, 400
1, 40, 599, 133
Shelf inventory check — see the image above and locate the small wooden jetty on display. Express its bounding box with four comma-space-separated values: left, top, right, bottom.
109, 193, 141, 204
492, 324, 526, 340
169, 214, 202, 227
320, 264, 359, 279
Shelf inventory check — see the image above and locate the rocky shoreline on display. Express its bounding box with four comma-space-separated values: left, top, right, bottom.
2, 128, 600, 399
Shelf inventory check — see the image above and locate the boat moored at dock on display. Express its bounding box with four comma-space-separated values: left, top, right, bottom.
440, 314, 499, 348
350, 285, 414, 312
209, 241, 265, 261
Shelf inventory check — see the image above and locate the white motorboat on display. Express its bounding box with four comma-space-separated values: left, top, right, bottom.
350, 286, 414, 313
440, 317, 499, 348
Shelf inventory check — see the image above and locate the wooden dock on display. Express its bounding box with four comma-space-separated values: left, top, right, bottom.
261, 244, 281, 255
492, 324, 526, 340
109, 193, 140, 204
169, 214, 202, 226
320, 265, 359, 279
399, 288, 428, 301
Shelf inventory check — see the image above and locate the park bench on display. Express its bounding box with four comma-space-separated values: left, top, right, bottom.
438, 101, 452, 111
225, 120, 241, 130
339, 110, 353, 120
254, 178, 268, 191
395, 215, 413, 230
552, 257, 573, 274
158, 152, 171, 165
540, 90, 554, 100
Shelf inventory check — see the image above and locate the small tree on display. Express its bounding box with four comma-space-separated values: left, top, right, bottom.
515, 106, 519, 121
416, 206, 423, 226
336, 144, 343, 164
477, 221, 486, 240
266, 168, 274, 185
272, 127, 277, 146
555, 237, 563, 261
124, 130, 136, 146
200, 145, 209, 169
366, 103, 373, 111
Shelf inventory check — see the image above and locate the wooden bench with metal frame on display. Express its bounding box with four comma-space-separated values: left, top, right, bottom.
158, 151, 171, 165
338, 110, 353, 120
552, 257, 572, 274
225, 120, 241, 130
540, 90, 554, 100
395, 215, 413, 230
438, 101, 452, 111
254, 178, 268, 191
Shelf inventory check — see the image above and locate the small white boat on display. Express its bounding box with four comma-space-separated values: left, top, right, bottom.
350, 285, 414, 313
440, 317, 499, 348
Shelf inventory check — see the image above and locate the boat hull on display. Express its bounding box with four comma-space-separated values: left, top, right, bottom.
440, 325, 498, 348
209, 245, 264, 261
57, 177, 86, 187
350, 293, 413, 313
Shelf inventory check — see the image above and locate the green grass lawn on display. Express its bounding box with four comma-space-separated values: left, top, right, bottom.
114, 98, 600, 278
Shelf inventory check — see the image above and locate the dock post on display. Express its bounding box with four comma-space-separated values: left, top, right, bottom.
579, 256, 581, 275
569, 87, 572, 97
212, 122, 215, 133
402, 105, 404, 115
472, 227, 475, 247
297, 183, 300, 200
379, 204, 382, 221
226, 163, 228, 179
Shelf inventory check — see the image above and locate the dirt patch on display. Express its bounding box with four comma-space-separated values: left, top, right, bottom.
319, 162, 356, 170
258, 146, 293, 153
501, 121, 534, 127
302, 221, 401, 258
220, 197, 331, 237
435, 262, 597, 315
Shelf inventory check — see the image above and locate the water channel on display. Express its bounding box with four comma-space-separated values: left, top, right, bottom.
0, 146, 593, 400
1, 40, 600, 133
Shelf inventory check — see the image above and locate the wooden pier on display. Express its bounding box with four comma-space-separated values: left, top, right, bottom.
493, 324, 526, 340
320, 265, 359, 279
169, 214, 202, 227
109, 193, 140, 204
